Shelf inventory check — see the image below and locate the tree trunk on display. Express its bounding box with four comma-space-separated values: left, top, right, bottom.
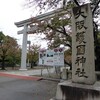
1, 57, 6, 70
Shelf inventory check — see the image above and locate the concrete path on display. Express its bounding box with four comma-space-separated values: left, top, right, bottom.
0, 68, 55, 76
0, 75, 58, 100
0, 68, 58, 81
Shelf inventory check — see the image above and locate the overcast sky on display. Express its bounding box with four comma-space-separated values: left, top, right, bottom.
0, 0, 29, 43
0, 0, 47, 48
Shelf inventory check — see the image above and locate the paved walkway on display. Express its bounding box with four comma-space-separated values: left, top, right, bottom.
0, 68, 55, 75
0, 68, 56, 81
0, 72, 42, 81
0, 74, 58, 100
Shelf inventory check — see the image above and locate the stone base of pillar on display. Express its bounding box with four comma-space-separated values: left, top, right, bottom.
19, 68, 27, 71
54, 81, 100, 100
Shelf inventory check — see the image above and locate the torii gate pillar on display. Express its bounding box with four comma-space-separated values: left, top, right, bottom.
20, 24, 28, 70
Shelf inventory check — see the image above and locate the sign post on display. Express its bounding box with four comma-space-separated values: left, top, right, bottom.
54, 48, 64, 66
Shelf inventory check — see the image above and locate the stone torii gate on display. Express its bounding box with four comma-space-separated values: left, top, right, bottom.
15, 8, 66, 70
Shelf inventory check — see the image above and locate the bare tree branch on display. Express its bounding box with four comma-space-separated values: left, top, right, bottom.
73, 0, 80, 6
92, 0, 100, 15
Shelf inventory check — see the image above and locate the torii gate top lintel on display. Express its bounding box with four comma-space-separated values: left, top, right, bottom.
15, 8, 66, 27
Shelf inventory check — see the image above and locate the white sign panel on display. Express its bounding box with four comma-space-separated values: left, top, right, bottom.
54, 48, 64, 66
45, 49, 54, 66
39, 48, 64, 67
39, 50, 46, 65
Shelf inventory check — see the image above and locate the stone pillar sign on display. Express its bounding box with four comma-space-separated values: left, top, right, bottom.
72, 4, 96, 84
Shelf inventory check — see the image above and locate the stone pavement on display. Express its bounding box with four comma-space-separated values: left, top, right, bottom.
0, 68, 60, 81
0, 72, 42, 81
0, 74, 58, 100
0, 68, 59, 100
0, 68, 55, 76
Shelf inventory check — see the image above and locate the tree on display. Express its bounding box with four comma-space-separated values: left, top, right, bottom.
64, 48, 72, 69
0, 32, 7, 70
7, 44, 21, 68
41, 10, 72, 49
0, 32, 19, 70
27, 44, 40, 68
0, 31, 5, 41
25, 0, 66, 14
